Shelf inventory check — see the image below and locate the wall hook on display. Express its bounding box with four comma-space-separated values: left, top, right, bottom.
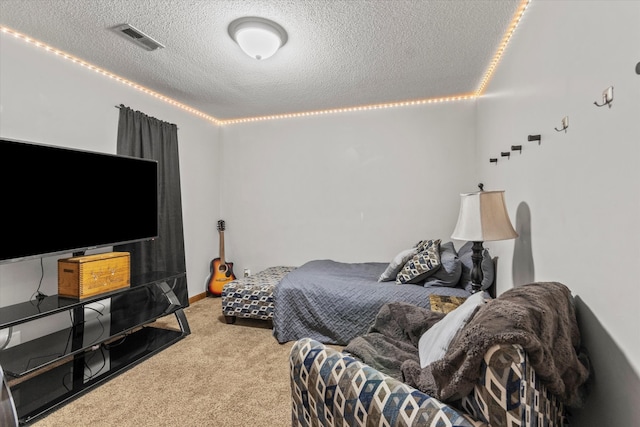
511, 145, 522, 153
528, 134, 541, 145
489, 158, 498, 164
555, 116, 569, 133
501, 151, 511, 160
594, 86, 613, 108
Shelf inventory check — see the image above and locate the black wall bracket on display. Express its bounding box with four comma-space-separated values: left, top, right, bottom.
528, 134, 541, 144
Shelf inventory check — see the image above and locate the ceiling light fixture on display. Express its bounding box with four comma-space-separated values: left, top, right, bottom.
228, 17, 287, 60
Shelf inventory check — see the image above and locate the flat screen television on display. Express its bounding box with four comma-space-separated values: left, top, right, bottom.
0, 138, 158, 264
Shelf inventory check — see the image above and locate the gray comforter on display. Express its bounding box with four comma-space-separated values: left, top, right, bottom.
272, 259, 471, 345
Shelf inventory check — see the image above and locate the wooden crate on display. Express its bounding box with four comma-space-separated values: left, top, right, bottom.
58, 252, 130, 298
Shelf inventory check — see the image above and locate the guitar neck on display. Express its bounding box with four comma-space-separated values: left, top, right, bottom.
219, 230, 226, 264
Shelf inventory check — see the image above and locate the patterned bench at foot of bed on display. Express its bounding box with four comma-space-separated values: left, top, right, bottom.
221, 266, 296, 325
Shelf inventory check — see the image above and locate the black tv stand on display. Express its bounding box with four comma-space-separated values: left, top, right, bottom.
0, 271, 190, 425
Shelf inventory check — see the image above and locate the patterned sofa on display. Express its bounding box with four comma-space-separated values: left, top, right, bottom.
289, 337, 565, 427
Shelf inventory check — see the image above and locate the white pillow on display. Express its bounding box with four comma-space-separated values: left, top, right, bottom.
378, 247, 418, 282
418, 291, 486, 368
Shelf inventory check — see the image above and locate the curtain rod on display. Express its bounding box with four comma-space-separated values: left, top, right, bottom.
115, 105, 178, 129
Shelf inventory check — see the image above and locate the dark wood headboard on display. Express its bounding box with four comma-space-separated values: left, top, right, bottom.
488, 257, 498, 299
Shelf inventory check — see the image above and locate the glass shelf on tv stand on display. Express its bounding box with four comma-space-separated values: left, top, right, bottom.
0, 271, 187, 330
0, 271, 190, 425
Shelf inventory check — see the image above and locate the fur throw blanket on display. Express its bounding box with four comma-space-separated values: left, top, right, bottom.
346, 282, 590, 408
345, 302, 445, 378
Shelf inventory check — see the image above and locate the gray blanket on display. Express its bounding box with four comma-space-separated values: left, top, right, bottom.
273, 259, 470, 345
345, 302, 444, 378
346, 282, 591, 408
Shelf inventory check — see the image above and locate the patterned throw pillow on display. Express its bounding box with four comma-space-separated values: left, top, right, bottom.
396, 239, 442, 284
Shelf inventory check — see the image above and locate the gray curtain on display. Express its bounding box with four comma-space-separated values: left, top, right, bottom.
114, 105, 186, 277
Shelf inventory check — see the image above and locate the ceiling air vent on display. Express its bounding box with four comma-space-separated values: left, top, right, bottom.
112, 24, 165, 51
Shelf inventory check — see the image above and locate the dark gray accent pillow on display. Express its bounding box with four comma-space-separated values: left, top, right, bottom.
458, 241, 494, 291
424, 241, 462, 287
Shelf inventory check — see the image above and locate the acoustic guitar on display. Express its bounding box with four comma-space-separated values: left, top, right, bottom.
206, 220, 236, 297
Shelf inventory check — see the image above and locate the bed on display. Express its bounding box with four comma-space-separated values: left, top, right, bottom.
272, 240, 495, 345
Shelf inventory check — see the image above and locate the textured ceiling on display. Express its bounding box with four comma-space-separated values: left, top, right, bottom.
0, 0, 523, 122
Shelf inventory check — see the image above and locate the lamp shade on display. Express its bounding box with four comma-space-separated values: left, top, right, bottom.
451, 190, 518, 242
228, 17, 288, 60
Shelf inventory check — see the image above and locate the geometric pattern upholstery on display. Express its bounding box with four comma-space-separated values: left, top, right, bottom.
221, 266, 296, 322
290, 338, 566, 427
0, 365, 18, 427
460, 344, 565, 427
290, 338, 483, 427
396, 239, 441, 285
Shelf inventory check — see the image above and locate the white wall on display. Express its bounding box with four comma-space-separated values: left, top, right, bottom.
0, 32, 222, 305
220, 102, 477, 275
477, 1, 640, 425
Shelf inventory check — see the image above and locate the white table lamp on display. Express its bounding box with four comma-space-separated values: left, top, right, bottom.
451, 185, 518, 292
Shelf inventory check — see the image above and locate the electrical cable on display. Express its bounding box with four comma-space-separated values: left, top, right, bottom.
30, 257, 47, 301
83, 305, 105, 346
103, 334, 128, 349
84, 345, 106, 381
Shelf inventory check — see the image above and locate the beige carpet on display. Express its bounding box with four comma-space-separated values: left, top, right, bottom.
31, 297, 305, 427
